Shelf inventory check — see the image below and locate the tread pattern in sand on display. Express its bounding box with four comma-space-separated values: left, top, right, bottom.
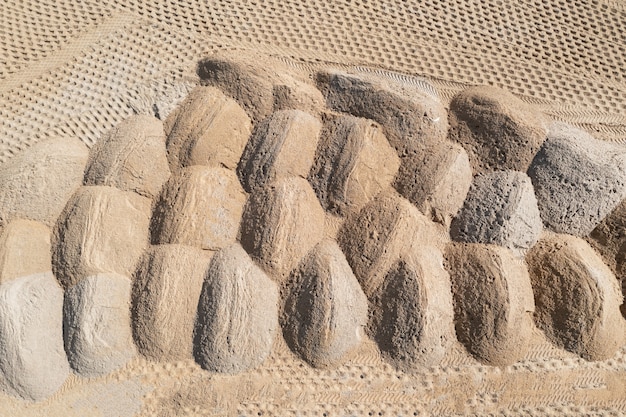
1, 1, 626, 415
0, 0, 625, 165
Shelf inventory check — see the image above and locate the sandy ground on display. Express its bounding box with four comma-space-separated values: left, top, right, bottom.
1, 0, 625, 415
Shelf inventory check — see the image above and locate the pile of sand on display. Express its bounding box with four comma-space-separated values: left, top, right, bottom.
0, 52, 625, 414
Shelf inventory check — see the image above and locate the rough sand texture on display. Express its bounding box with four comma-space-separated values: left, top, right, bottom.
394, 141, 472, 225
309, 114, 400, 217
446, 243, 535, 366
527, 233, 626, 361
52, 186, 151, 290
239, 177, 325, 280
150, 166, 246, 250
194, 244, 279, 374
338, 191, 447, 298
528, 122, 626, 237
165, 86, 251, 172
131, 244, 213, 361
281, 239, 368, 368
237, 109, 321, 193
63, 273, 135, 377
317, 69, 448, 156
0, 273, 69, 402
374, 246, 455, 371
589, 199, 626, 316
84, 114, 170, 199
448, 85, 548, 174
451, 170, 543, 252
197, 52, 325, 123
2, 0, 626, 415
0, 137, 88, 229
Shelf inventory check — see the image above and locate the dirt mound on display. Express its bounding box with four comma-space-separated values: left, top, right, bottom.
0, 137, 88, 228
281, 239, 368, 368
527, 233, 625, 360
132, 244, 213, 361
239, 176, 325, 279
3, 53, 626, 406
0, 219, 51, 284
150, 166, 246, 250
394, 141, 471, 225
63, 273, 135, 377
309, 114, 400, 216
193, 243, 279, 374
528, 122, 626, 236
317, 69, 448, 156
237, 110, 321, 193
84, 114, 170, 199
197, 51, 324, 123
451, 170, 542, 252
448, 85, 548, 174
374, 247, 454, 370
0, 273, 69, 401
165, 86, 251, 172
446, 243, 535, 365
52, 186, 151, 289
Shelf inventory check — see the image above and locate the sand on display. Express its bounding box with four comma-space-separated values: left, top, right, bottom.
1, 1, 626, 416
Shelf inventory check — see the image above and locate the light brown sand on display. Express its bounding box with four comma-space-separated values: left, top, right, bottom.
1, 1, 625, 416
